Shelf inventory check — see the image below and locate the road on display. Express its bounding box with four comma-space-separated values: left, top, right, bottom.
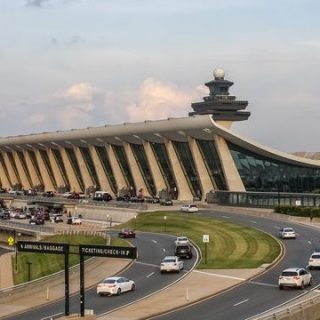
152, 209, 320, 320
3, 232, 197, 320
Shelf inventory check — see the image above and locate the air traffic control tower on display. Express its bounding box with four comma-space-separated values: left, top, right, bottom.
189, 68, 250, 128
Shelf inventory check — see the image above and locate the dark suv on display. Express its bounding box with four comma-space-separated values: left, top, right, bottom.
175, 244, 193, 259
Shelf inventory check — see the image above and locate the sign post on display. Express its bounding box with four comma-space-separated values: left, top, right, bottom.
79, 244, 137, 317
203, 235, 210, 264
17, 241, 70, 316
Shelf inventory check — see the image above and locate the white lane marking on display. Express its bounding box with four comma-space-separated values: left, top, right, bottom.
249, 220, 257, 224
163, 248, 166, 253
135, 261, 159, 268
152, 240, 158, 244
234, 298, 249, 307
249, 281, 278, 288
308, 241, 312, 245
146, 272, 155, 278
194, 270, 245, 281
221, 215, 230, 218
40, 313, 63, 320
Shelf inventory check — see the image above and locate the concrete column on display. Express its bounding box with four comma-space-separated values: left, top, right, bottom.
88, 145, 114, 195
47, 149, 65, 190
23, 150, 41, 187
0, 155, 11, 189
123, 142, 150, 197
165, 140, 193, 201
12, 151, 31, 190
143, 142, 166, 195
34, 149, 55, 191
3, 152, 18, 186
59, 147, 81, 192
214, 135, 245, 191
73, 146, 94, 191
188, 137, 214, 199
106, 144, 127, 193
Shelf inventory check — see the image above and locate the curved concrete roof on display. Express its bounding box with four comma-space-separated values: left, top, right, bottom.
0, 114, 319, 169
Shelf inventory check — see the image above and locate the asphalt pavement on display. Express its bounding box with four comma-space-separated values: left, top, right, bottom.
0, 205, 320, 320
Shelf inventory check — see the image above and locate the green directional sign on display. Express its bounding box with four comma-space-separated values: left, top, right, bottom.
79, 244, 137, 259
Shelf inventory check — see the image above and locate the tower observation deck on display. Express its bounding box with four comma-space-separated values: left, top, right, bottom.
189, 68, 250, 122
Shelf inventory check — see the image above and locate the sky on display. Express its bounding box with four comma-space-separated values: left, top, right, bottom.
0, 0, 319, 153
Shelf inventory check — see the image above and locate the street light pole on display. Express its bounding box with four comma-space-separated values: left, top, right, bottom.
164, 216, 167, 232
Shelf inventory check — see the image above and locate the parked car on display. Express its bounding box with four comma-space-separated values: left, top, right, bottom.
93, 191, 112, 202
42, 191, 55, 197
174, 236, 189, 246
14, 212, 27, 219
160, 198, 173, 206
175, 244, 193, 259
96, 276, 135, 296
308, 252, 320, 269
279, 268, 312, 290
180, 204, 199, 213
116, 195, 130, 201
67, 192, 81, 199
118, 229, 136, 238
0, 210, 10, 220
53, 215, 64, 223
29, 216, 45, 225
279, 227, 296, 239
68, 216, 82, 225
160, 256, 184, 273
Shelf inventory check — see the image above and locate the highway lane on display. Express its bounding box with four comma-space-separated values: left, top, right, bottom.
3, 232, 197, 320
152, 209, 320, 320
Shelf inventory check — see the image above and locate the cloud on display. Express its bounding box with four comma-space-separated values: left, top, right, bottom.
126, 78, 206, 122
25, 0, 50, 7
25, 114, 45, 125
59, 82, 99, 103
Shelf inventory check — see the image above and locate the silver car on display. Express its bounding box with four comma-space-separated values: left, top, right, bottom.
160, 256, 184, 273
279, 227, 296, 239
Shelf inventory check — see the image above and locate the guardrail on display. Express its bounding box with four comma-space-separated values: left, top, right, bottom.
0, 220, 54, 233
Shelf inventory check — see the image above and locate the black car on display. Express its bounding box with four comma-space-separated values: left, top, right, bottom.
160, 198, 173, 206
29, 217, 45, 225
0, 211, 10, 220
175, 244, 193, 259
118, 229, 136, 238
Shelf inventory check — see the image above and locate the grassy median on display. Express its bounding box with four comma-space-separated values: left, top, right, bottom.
123, 211, 280, 269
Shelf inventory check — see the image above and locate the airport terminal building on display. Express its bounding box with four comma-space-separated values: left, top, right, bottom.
0, 69, 319, 202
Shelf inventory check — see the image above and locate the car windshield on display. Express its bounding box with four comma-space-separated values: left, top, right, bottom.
311, 254, 320, 259
283, 228, 294, 232
281, 271, 298, 277
178, 237, 187, 241
177, 246, 189, 250
163, 258, 176, 263
103, 279, 116, 284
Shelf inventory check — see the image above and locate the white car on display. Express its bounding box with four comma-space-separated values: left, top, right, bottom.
174, 236, 189, 246
97, 276, 135, 296
279, 227, 296, 239
279, 268, 312, 290
72, 217, 82, 225
308, 252, 320, 269
160, 256, 184, 273
180, 204, 199, 213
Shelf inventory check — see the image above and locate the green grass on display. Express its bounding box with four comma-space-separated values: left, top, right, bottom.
13, 234, 126, 285
122, 211, 281, 269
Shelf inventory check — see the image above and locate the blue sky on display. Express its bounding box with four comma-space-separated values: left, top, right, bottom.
0, 0, 319, 152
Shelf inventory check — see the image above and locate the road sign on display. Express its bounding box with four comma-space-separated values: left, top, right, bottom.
203, 234, 210, 243
79, 244, 137, 259
17, 241, 69, 254
8, 236, 14, 246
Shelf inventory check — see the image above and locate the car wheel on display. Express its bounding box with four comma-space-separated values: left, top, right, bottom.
117, 288, 121, 295
279, 285, 283, 290
300, 282, 305, 290
131, 284, 136, 291
309, 278, 313, 286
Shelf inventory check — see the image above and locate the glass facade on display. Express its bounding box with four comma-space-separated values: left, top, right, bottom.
228, 142, 320, 193
130, 143, 156, 196
52, 149, 70, 190
27, 150, 43, 185
95, 146, 117, 194
17, 151, 32, 188
39, 149, 57, 189
65, 147, 85, 191
112, 145, 135, 194
0, 153, 11, 185
150, 142, 177, 194
197, 140, 227, 190
172, 141, 202, 198
79, 146, 100, 190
